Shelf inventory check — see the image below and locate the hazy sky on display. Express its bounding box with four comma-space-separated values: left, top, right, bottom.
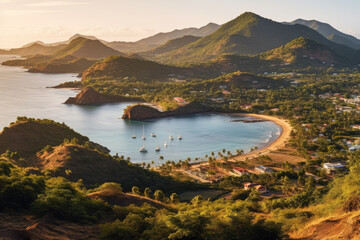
1, 0, 359, 48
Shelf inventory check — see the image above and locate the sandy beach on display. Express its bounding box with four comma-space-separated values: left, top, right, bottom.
229, 113, 292, 162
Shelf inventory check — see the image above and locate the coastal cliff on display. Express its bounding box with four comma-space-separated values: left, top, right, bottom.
122, 102, 209, 120
64, 87, 116, 105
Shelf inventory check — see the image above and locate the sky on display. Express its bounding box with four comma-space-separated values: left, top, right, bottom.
1, 0, 359, 48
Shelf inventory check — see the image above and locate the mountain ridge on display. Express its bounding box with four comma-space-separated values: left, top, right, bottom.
288, 19, 360, 49
154, 12, 355, 65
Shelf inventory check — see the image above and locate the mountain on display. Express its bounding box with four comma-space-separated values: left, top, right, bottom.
141, 35, 201, 57
107, 22, 220, 53
53, 37, 121, 59
259, 37, 348, 66
0, 43, 65, 57
2, 37, 123, 73
288, 19, 360, 49
155, 12, 354, 65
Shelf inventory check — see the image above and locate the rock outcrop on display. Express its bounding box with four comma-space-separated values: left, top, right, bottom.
122, 102, 209, 120
64, 87, 115, 105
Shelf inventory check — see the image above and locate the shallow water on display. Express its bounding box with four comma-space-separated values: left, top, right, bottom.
0, 55, 281, 164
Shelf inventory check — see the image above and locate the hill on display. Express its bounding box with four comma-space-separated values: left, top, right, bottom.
0, 43, 65, 57
289, 19, 360, 49
107, 22, 220, 53
29, 57, 97, 73
2, 37, 122, 73
141, 35, 201, 57
155, 12, 354, 65
81, 55, 187, 81
53, 37, 121, 59
0, 117, 90, 157
259, 37, 348, 66
35, 144, 173, 189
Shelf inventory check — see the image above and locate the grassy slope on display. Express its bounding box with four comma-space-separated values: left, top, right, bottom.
0, 118, 88, 157
259, 37, 350, 66
82, 55, 186, 81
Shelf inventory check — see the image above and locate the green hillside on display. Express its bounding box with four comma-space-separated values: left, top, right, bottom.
82, 55, 187, 81
259, 37, 349, 66
155, 12, 354, 65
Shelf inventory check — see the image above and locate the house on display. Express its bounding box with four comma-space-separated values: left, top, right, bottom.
322, 163, 347, 174
254, 166, 274, 174
222, 90, 231, 95
233, 167, 248, 176
174, 97, 186, 103
349, 145, 360, 152
243, 183, 267, 194
241, 104, 252, 109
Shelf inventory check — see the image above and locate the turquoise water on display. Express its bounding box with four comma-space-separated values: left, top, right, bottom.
0, 55, 281, 164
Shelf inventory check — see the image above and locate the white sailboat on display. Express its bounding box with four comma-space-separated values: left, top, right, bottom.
139, 141, 147, 152
164, 141, 167, 148
142, 124, 146, 140
178, 132, 182, 140
169, 130, 173, 140
155, 140, 160, 151
132, 128, 136, 139
150, 128, 156, 137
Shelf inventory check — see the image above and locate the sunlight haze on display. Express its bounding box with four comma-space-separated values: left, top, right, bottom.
1, 0, 359, 48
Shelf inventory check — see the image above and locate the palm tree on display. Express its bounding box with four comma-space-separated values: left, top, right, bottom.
159, 155, 164, 160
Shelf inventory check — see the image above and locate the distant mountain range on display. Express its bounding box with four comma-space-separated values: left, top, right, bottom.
2, 37, 121, 73
2, 12, 360, 76
107, 23, 220, 53
140, 35, 201, 57
287, 19, 360, 49
154, 12, 355, 65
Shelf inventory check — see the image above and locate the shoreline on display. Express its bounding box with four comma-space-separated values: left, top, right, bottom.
229, 113, 292, 162
185, 113, 292, 167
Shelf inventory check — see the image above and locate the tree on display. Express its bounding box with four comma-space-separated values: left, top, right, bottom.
154, 190, 165, 202
132, 186, 140, 195
144, 188, 152, 198
170, 193, 180, 203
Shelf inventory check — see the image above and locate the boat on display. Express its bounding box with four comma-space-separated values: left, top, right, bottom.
139, 145, 147, 153
142, 124, 146, 140
178, 132, 182, 140
139, 141, 147, 152
132, 128, 136, 138
169, 130, 173, 140
150, 128, 156, 137
155, 140, 160, 151
164, 141, 167, 148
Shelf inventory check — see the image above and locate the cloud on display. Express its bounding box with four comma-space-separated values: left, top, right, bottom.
27, 1, 89, 7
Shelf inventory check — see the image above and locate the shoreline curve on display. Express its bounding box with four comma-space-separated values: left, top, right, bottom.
229, 113, 292, 162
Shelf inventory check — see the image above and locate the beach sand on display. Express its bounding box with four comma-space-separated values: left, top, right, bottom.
229, 113, 292, 162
